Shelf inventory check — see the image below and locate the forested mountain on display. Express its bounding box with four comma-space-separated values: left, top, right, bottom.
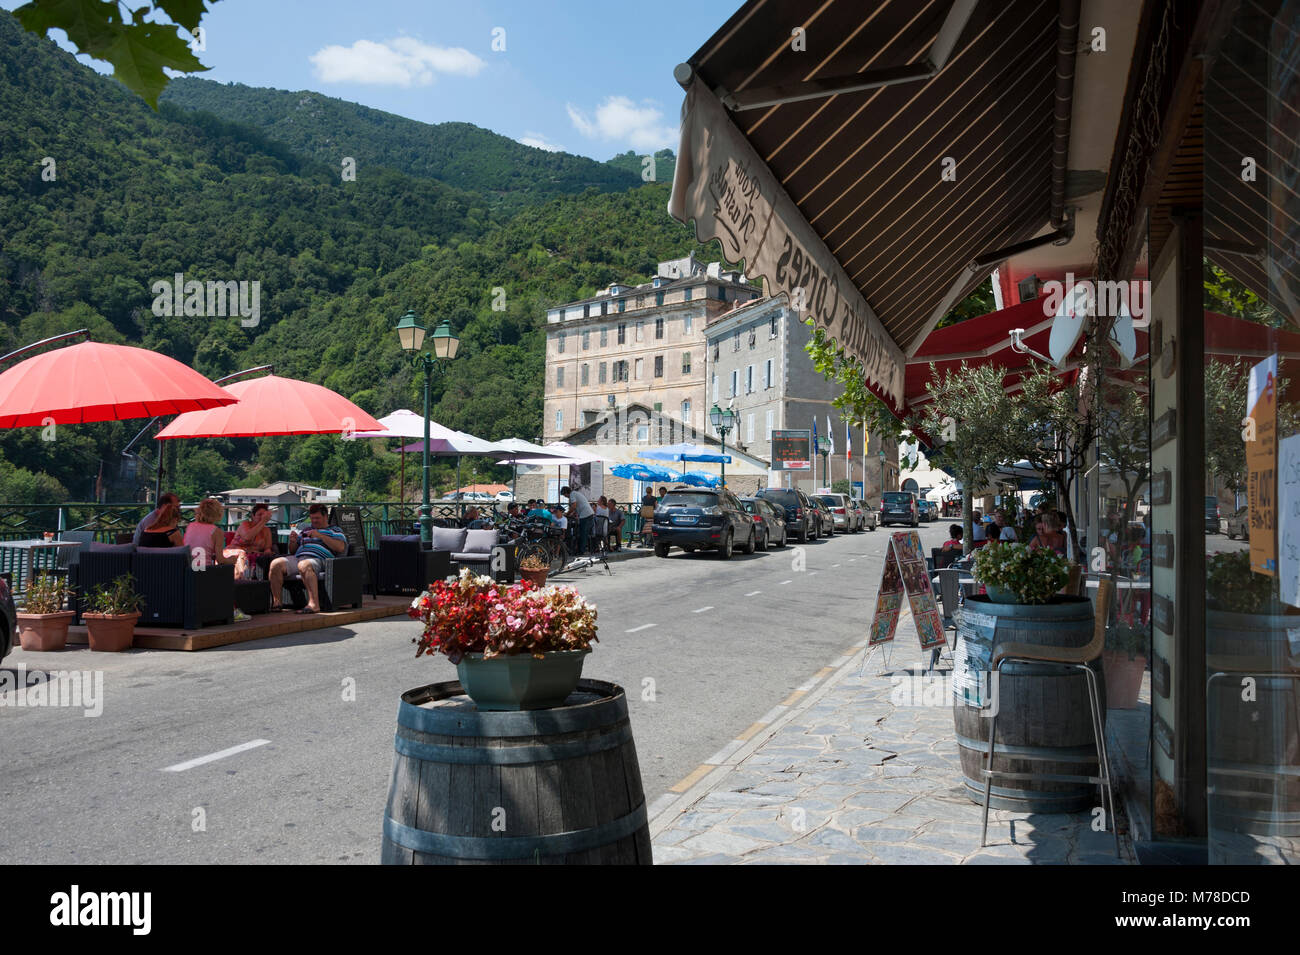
161, 78, 641, 209
0, 13, 709, 504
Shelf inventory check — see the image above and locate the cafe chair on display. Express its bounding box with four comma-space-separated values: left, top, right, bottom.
980, 579, 1119, 857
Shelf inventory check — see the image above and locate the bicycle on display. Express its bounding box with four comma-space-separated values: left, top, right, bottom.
510, 519, 568, 575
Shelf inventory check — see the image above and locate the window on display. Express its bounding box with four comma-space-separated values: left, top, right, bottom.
770, 316, 778, 338
555, 409, 563, 432
712, 373, 718, 403
766, 409, 775, 438
654, 355, 664, 378
682, 351, 692, 374
681, 399, 692, 425
655, 291, 665, 306
582, 329, 590, 350
634, 357, 644, 380
685, 287, 693, 302
684, 314, 693, 333
636, 321, 644, 342
557, 330, 565, 353
617, 323, 626, 344
636, 424, 648, 441
765, 358, 773, 389
612, 360, 627, 382
746, 414, 754, 444
730, 370, 738, 398
556, 367, 565, 387
599, 327, 608, 347
655, 317, 664, 339
618, 299, 626, 313
746, 365, 754, 393
749, 328, 756, 348
716, 285, 726, 301
733, 330, 741, 352
581, 364, 589, 386
598, 362, 607, 384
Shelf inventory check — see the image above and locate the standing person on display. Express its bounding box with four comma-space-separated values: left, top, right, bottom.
561, 485, 594, 556
133, 492, 180, 546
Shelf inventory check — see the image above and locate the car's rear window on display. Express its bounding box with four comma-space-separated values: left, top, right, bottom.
760, 490, 797, 503
882, 492, 913, 504
739, 499, 757, 513
660, 492, 718, 508
816, 495, 845, 506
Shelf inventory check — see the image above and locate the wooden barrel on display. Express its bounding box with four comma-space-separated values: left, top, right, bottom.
381, 678, 652, 864
954, 595, 1106, 813
1207, 609, 1300, 837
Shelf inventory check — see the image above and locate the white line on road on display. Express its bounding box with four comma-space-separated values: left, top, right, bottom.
779, 579, 792, 585
808, 571, 818, 576
832, 563, 840, 568
849, 558, 857, 562
745, 590, 761, 596
625, 623, 656, 633
163, 739, 270, 773
692, 606, 714, 613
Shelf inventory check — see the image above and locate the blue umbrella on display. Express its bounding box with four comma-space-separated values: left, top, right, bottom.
679, 471, 721, 488
611, 463, 682, 483
638, 442, 731, 464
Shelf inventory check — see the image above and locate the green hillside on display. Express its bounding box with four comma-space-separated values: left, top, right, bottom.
161, 77, 641, 209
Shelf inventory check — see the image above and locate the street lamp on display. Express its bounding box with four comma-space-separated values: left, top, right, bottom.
396, 309, 459, 543
708, 403, 737, 486
878, 449, 887, 496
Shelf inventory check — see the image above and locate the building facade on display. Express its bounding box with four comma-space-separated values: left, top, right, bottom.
543, 255, 761, 442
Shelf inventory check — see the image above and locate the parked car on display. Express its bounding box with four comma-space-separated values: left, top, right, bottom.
0, 574, 14, 661
814, 493, 857, 533
494, 490, 515, 503
1205, 495, 1221, 534
756, 487, 816, 542
809, 498, 835, 537
851, 499, 877, 531
879, 490, 919, 527
652, 486, 756, 558
1226, 505, 1250, 540
739, 496, 787, 549
917, 499, 938, 522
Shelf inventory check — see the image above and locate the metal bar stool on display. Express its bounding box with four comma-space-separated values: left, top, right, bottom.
980, 579, 1119, 856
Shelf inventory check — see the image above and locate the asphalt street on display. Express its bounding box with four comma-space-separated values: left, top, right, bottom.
0, 520, 953, 864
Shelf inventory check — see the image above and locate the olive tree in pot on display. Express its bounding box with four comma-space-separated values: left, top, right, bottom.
16, 572, 74, 651
83, 574, 143, 652
1102, 620, 1148, 709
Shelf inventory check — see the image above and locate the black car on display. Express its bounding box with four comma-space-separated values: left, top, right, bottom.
756, 487, 817, 542
652, 487, 756, 558
740, 496, 787, 549
880, 490, 919, 527
0, 574, 16, 662
1206, 495, 1221, 534
809, 498, 835, 537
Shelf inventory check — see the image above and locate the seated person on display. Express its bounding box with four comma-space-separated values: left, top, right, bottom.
971, 519, 987, 545
464, 506, 493, 530
1028, 511, 1068, 556
941, 524, 963, 551
268, 504, 346, 614
225, 501, 274, 579
133, 492, 180, 546
185, 497, 250, 622
606, 500, 624, 551
139, 498, 184, 548
525, 500, 557, 524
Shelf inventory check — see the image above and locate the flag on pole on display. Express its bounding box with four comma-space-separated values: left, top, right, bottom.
846, 419, 852, 461
812, 417, 819, 485
827, 415, 835, 455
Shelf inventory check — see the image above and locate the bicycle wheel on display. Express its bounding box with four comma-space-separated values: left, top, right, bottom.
517, 541, 546, 571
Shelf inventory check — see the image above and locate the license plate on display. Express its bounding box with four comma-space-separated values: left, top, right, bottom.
672, 515, 698, 524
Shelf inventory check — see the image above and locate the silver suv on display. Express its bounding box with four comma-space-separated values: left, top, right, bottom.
815, 493, 858, 532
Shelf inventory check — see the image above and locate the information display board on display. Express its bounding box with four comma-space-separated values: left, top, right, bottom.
770, 429, 812, 470
867, 530, 947, 651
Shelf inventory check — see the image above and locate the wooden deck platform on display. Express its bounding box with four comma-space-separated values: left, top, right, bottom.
65, 596, 413, 651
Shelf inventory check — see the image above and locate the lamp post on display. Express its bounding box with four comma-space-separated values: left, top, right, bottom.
396, 309, 459, 544
708, 403, 737, 487
878, 449, 887, 497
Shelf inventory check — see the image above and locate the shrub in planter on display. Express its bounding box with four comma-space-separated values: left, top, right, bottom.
972, 542, 1070, 604
16, 572, 74, 651
517, 552, 550, 588
1102, 620, 1149, 709
83, 574, 143, 652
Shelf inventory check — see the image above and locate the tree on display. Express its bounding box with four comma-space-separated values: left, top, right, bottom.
1097, 380, 1151, 524
1205, 360, 1248, 491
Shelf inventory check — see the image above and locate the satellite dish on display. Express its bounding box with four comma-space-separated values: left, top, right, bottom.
1108, 301, 1137, 369
1048, 283, 1090, 367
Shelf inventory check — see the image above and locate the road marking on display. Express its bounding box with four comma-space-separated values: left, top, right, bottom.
807, 571, 818, 577
163, 739, 270, 773
832, 563, 840, 568
779, 579, 792, 585
849, 558, 857, 562
669, 763, 715, 793
625, 623, 656, 633
780, 688, 807, 706
705, 738, 747, 765
757, 705, 786, 725
744, 590, 761, 596
735, 721, 768, 741
692, 606, 714, 613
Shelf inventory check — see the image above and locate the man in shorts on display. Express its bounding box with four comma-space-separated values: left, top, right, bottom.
268, 503, 346, 614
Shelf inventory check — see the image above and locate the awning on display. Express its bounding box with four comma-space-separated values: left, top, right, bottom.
669, 0, 1066, 410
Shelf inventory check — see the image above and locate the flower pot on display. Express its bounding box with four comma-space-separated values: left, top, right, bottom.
519, 568, 549, 588
16, 611, 75, 652
455, 649, 590, 711
83, 612, 140, 652
983, 583, 1019, 604
1102, 650, 1147, 709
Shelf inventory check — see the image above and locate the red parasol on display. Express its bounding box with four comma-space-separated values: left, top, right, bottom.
0, 340, 237, 428
155, 374, 382, 439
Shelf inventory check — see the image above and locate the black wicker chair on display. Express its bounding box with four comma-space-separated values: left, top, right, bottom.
134, 547, 234, 629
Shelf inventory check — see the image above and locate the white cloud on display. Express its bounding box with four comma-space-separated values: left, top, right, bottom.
309, 37, 486, 87
518, 132, 564, 153
566, 96, 676, 151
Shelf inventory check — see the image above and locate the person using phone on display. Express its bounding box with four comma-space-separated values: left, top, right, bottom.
268, 504, 346, 614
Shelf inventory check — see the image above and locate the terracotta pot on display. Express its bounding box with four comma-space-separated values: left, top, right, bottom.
518, 568, 549, 588
16, 611, 75, 652
83, 612, 140, 652
1102, 650, 1147, 709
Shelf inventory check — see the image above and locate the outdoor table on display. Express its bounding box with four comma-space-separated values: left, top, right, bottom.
1085, 575, 1151, 621
0, 539, 82, 601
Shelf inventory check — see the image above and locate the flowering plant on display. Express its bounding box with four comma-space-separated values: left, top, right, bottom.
972, 542, 1070, 604
408, 568, 598, 663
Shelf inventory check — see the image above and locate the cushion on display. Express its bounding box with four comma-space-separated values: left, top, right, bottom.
430, 527, 467, 553
462, 529, 498, 555
89, 542, 134, 553
136, 545, 192, 558
451, 552, 491, 563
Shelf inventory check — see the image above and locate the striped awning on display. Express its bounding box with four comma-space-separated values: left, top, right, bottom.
669, 0, 1064, 408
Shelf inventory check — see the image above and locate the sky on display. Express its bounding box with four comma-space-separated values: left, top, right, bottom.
5, 0, 742, 161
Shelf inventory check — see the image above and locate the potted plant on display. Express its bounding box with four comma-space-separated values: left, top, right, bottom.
971, 542, 1070, 604
1102, 619, 1148, 709
16, 572, 74, 651
1205, 549, 1299, 665
83, 573, 143, 652
408, 568, 598, 710
517, 551, 550, 588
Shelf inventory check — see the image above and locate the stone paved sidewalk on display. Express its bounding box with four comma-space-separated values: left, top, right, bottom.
649, 622, 1135, 865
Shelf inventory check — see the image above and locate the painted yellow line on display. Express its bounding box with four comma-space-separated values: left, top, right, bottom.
735, 721, 767, 742
815, 666, 834, 679
669, 763, 716, 793
779, 688, 807, 707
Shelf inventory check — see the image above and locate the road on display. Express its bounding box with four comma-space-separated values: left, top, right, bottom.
0, 521, 952, 864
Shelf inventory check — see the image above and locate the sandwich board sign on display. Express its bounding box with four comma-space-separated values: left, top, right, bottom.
868, 530, 947, 651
